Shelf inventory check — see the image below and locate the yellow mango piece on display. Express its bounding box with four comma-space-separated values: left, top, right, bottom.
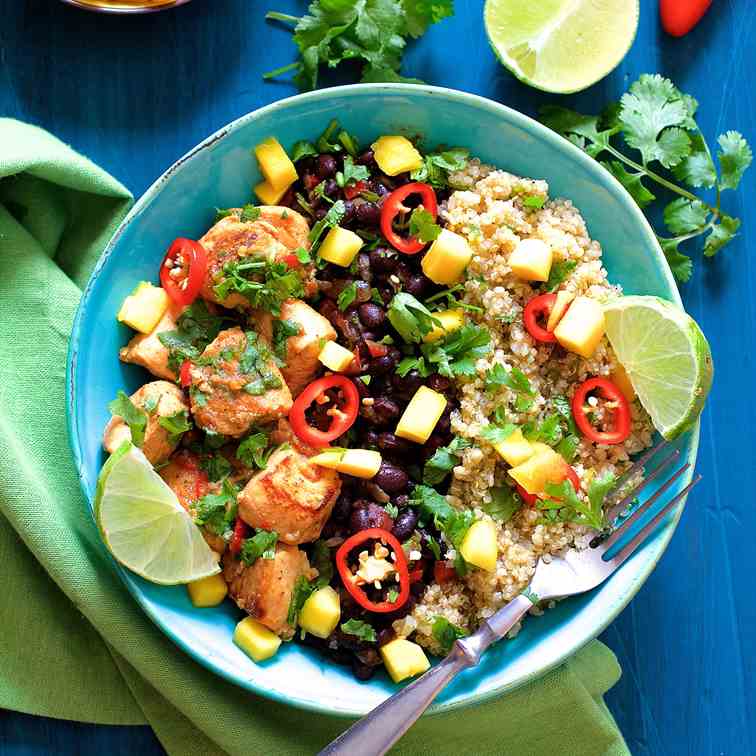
492, 427, 534, 467
254, 180, 291, 205
380, 638, 431, 683
546, 290, 575, 332
319, 226, 364, 267
310, 449, 345, 471
371, 135, 423, 176
318, 340, 356, 372
553, 296, 606, 359
423, 309, 465, 343
508, 446, 569, 495
233, 617, 281, 662
339, 449, 382, 479
509, 238, 553, 282
254, 136, 298, 191
117, 282, 169, 335
186, 573, 228, 608
610, 363, 636, 402
460, 519, 498, 572
422, 229, 473, 285
395, 386, 448, 444
299, 586, 341, 639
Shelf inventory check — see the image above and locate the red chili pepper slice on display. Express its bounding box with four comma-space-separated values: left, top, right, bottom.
523, 293, 558, 343
179, 360, 193, 388
572, 377, 631, 445
516, 465, 581, 506
159, 238, 208, 306
380, 182, 438, 255
433, 560, 457, 584
289, 375, 360, 447
229, 517, 247, 555
283, 253, 300, 268
660, 0, 711, 37
336, 528, 410, 613
344, 180, 368, 200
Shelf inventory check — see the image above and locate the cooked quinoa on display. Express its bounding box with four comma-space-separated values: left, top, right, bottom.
394, 160, 655, 654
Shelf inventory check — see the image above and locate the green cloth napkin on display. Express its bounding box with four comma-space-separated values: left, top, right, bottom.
0, 118, 630, 756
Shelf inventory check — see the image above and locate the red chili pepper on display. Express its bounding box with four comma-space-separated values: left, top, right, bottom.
289, 375, 360, 447
304, 173, 320, 190
380, 182, 438, 255
409, 567, 424, 583
283, 253, 300, 268
523, 293, 558, 343
660, 0, 711, 37
179, 360, 193, 388
365, 339, 388, 358
159, 238, 208, 306
336, 528, 410, 613
229, 517, 247, 555
572, 377, 631, 445
433, 560, 457, 584
344, 180, 368, 200
516, 465, 581, 506
194, 469, 209, 501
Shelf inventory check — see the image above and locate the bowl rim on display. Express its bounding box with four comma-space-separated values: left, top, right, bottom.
66, 82, 697, 717
59, 0, 191, 13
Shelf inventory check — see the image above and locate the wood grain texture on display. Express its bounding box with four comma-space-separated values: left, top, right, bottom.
1, 0, 754, 753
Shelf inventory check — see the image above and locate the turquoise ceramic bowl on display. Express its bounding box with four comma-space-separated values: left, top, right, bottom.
67, 84, 698, 717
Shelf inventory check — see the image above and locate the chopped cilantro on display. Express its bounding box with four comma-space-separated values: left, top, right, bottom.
479, 423, 517, 445
194, 478, 238, 536
212, 259, 304, 316
271, 318, 302, 362
311, 540, 334, 587
522, 195, 546, 209
340, 619, 377, 643
482, 485, 522, 523
336, 155, 370, 188
287, 575, 316, 625
484, 364, 534, 396
291, 140, 318, 162
409, 485, 474, 565
384, 502, 399, 519
239, 204, 261, 222
236, 431, 274, 470
423, 437, 471, 485
386, 588, 399, 603
431, 616, 466, 653
410, 147, 469, 188
157, 410, 192, 442
387, 292, 441, 343
544, 260, 578, 292
310, 200, 346, 250
337, 281, 359, 311
240, 529, 279, 566
420, 323, 491, 377
409, 207, 441, 243
108, 391, 147, 448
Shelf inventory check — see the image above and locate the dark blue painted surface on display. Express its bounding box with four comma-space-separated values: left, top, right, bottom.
0, 0, 754, 753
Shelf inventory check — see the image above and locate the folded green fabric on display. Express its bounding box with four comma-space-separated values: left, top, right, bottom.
0, 118, 630, 756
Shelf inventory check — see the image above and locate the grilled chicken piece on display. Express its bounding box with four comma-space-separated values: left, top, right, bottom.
223, 543, 312, 638
102, 381, 189, 465
237, 421, 341, 545
199, 206, 315, 310
119, 307, 181, 381
188, 327, 292, 438
276, 299, 337, 396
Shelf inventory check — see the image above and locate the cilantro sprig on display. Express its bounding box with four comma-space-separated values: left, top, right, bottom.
423, 436, 471, 485
108, 391, 147, 448
540, 74, 752, 282
538, 470, 616, 531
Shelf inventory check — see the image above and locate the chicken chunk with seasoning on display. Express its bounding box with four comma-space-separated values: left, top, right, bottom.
188, 327, 292, 438
103, 381, 190, 465
119, 307, 181, 382
237, 421, 341, 545
199, 206, 315, 310
223, 543, 312, 639
274, 299, 337, 396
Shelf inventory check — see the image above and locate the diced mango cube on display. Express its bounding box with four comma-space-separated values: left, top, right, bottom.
508, 446, 569, 495
318, 226, 364, 267
492, 427, 534, 467
299, 586, 341, 639
186, 573, 228, 608
509, 238, 553, 282
460, 519, 498, 572
371, 135, 423, 176
318, 340, 356, 372
254, 137, 298, 191
395, 386, 447, 444
233, 617, 281, 662
254, 180, 291, 205
421, 229, 473, 285
423, 309, 465, 343
553, 296, 606, 359
546, 290, 575, 332
610, 363, 636, 402
380, 638, 431, 683
338, 449, 382, 479
310, 449, 345, 471
117, 282, 169, 335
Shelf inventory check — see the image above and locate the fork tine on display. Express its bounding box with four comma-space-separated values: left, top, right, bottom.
604, 475, 702, 568
606, 437, 669, 504
604, 447, 681, 523
602, 462, 690, 550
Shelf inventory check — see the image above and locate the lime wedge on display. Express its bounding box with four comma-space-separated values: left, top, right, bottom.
603, 296, 713, 440
484, 0, 639, 94
95, 443, 220, 585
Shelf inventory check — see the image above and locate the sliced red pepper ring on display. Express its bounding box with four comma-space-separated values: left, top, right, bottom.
380, 182, 438, 255
229, 517, 247, 555
289, 375, 360, 447
159, 238, 208, 306
516, 464, 581, 506
572, 377, 631, 445
523, 293, 558, 343
336, 528, 410, 613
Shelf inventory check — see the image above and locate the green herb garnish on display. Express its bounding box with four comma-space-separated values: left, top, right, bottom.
482, 486, 522, 523
340, 618, 377, 643
431, 616, 466, 653
239, 529, 279, 566
236, 431, 274, 470
108, 391, 147, 447
423, 437, 471, 485
409, 207, 441, 243
194, 478, 238, 536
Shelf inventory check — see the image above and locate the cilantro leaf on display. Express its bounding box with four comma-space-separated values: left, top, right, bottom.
663, 198, 709, 235
484, 364, 534, 396
158, 410, 192, 442
340, 618, 377, 642
336, 155, 371, 188
310, 200, 346, 249
522, 195, 546, 209
601, 161, 656, 208
271, 318, 302, 362
337, 281, 359, 311
717, 131, 753, 191
658, 237, 693, 283
108, 391, 147, 448
213, 259, 304, 316
387, 292, 440, 342
431, 616, 466, 653
410, 147, 469, 188
409, 207, 441, 243
291, 140, 318, 163
482, 485, 521, 523
409, 485, 474, 552
402, 0, 453, 37
287, 575, 316, 625
423, 436, 471, 485
236, 431, 274, 470
704, 214, 740, 257
541, 478, 603, 530
543, 259, 578, 292
556, 434, 580, 463
420, 323, 490, 377
311, 539, 334, 587
194, 478, 238, 536
239, 204, 261, 223
587, 470, 616, 517
479, 423, 516, 445
240, 529, 279, 566
672, 132, 717, 189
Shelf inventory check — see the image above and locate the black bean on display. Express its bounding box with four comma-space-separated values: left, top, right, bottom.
377, 628, 395, 647
351, 658, 376, 681
317, 154, 338, 178
392, 369, 424, 398
435, 411, 451, 433
374, 462, 409, 494
373, 397, 401, 424
349, 502, 394, 534
393, 494, 409, 509
332, 493, 353, 524
377, 432, 412, 455
392, 509, 418, 541
411, 581, 426, 598
354, 201, 381, 226
356, 252, 372, 283
354, 375, 371, 400
355, 280, 372, 303
372, 181, 390, 197
363, 429, 379, 447
355, 149, 375, 166
369, 248, 398, 273
359, 303, 385, 329
342, 200, 356, 225
313, 206, 328, 221
369, 355, 395, 376
404, 274, 431, 298
323, 178, 339, 197
427, 374, 452, 392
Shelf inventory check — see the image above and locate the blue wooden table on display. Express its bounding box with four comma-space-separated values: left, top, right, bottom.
1, 0, 754, 753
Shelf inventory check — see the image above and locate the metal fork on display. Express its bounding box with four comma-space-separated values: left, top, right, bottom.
320, 439, 701, 756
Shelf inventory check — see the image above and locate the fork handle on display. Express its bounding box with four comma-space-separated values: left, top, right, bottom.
318, 595, 533, 756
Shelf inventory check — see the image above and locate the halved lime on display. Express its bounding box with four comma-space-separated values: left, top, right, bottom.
484, 0, 639, 94
604, 296, 713, 440
95, 443, 220, 585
